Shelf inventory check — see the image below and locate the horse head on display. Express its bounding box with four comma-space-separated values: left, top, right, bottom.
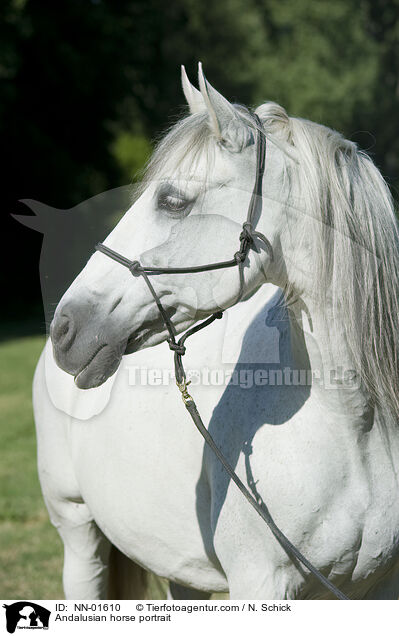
51, 64, 297, 389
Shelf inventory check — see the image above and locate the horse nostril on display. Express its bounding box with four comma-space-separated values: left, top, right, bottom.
51, 310, 76, 351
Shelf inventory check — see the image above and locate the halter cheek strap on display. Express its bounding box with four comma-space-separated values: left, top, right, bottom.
94, 115, 348, 600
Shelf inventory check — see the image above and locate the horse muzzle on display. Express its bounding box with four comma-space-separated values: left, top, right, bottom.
50, 298, 127, 389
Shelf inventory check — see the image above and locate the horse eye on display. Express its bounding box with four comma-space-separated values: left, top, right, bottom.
159, 194, 187, 212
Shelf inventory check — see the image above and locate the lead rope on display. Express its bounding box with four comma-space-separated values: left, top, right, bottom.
95, 115, 348, 600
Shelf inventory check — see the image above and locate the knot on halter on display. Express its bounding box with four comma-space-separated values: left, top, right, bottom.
239, 221, 274, 263
235, 222, 256, 264
239, 222, 255, 244
234, 251, 247, 263
129, 260, 142, 275
167, 339, 186, 356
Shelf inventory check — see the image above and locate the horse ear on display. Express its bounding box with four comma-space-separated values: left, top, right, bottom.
12, 199, 61, 234
181, 65, 205, 115
198, 62, 253, 152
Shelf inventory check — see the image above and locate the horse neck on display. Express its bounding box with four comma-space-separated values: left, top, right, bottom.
288, 292, 374, 428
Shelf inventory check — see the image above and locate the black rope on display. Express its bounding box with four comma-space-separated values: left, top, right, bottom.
172, 312, 223, 384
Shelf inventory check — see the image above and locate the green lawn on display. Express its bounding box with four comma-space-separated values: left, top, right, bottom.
0, 334, 65, 599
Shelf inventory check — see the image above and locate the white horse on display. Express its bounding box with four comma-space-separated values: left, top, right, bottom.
33, 64, 399, 600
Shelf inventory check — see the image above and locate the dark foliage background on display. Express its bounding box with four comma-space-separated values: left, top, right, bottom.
1, 0, 398, 331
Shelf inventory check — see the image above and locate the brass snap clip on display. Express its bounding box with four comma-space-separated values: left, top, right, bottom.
176, 378, 193, 405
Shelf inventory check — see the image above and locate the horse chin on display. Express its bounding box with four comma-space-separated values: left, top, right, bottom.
74, 344, 123, 390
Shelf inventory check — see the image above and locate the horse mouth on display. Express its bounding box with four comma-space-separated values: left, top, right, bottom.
73, 326, 162, 389
124, 308, 178, 355
73, 308, 179, 388
74, 343, 120, 389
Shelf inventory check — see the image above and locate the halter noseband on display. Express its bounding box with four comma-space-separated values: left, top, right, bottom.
94, 114, 348, 601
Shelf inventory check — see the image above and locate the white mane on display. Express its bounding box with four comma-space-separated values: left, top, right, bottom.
286, 112, 399, 419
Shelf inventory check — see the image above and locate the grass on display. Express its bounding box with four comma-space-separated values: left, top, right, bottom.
0, 334, 65, 598
0, 333, 220, 600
